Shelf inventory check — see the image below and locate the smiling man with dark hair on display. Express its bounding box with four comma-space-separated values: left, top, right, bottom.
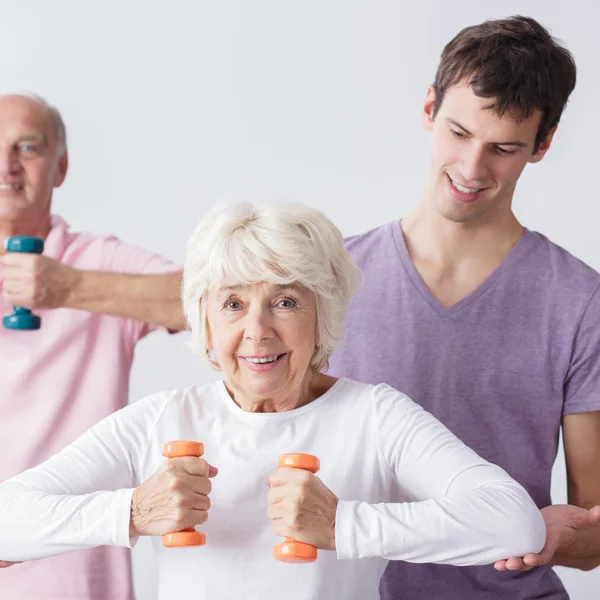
329, 15, 600, 600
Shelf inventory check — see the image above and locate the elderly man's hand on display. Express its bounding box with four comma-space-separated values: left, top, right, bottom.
1, 253, 79, 309
494, 504, 600, 571
129, 457, 218, 537
267, 467, 338, 550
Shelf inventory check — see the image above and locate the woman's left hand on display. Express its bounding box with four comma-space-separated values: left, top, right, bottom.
267, 467, 338, 550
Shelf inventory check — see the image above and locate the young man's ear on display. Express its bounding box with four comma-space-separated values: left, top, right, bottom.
529, 127, 556, 164
422, 86, 437, 132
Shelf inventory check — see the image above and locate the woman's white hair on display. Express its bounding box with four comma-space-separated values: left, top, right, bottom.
182, 199, 361, 372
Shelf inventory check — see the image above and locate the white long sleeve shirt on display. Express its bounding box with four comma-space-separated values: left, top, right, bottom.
0, 378, 545, 600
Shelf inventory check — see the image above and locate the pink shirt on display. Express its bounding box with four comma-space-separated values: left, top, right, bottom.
0, 215, 180, 600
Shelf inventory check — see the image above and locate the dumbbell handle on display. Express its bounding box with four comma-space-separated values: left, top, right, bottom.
161, 440, 206, 548
3, 236, 44, 331
273, 453, 321, 563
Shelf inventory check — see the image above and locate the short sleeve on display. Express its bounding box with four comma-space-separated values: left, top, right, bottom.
104, 238, 180, 277
563, 285, 600, 415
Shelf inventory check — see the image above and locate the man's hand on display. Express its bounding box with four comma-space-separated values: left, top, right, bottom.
267, 467, 338, 550
1, 253, 79, 309
494, 504, 600, 571
130, 456, 218, 537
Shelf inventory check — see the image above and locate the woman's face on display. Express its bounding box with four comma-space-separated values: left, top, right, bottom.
207, 281, 318, 407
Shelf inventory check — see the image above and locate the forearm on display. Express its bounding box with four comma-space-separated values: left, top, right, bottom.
336, 480, 545, 565
558, 412, 600, 570
553, 531, 600, 570
0, 481, 134, 561
66, 269, 186, 331
0, 398, 163, 561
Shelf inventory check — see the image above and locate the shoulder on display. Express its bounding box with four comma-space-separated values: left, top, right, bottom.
53, 218, 178, 273
58, 227, 127, 269
527, 230, 600, 295
343, 221, 397, 262
47, 215, 121, 268
333, 378, 417, 414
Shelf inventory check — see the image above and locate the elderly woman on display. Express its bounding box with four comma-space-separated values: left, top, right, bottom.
0, 200, 544, 599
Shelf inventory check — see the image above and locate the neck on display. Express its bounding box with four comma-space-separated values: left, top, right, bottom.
226, 370, 336, 413
0, 213, 52, 254
402, 192, 524, 267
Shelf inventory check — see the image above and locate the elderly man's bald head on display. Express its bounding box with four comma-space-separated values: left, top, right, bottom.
0, 94, 66, 157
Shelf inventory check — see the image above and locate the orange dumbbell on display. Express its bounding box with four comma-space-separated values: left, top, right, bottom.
161, 440, 207, 548
273, 453, 321, 563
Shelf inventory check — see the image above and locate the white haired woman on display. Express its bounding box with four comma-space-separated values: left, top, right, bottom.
0, 200, 545, 599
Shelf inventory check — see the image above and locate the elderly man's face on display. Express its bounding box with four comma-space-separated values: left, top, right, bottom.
0, 96, 67, 226
207, 281, 318, 406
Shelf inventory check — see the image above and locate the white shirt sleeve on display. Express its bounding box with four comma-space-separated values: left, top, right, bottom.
0, 393, 168, 562
335, 384, 546, 565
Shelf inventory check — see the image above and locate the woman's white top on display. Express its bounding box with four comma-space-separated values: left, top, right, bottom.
0, 379, 545, 599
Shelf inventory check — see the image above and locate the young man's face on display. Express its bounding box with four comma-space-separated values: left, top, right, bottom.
422, 83, 552, 224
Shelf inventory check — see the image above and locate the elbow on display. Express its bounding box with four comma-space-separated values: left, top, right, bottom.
515, 506, 546, 556
494, 494, 546, 558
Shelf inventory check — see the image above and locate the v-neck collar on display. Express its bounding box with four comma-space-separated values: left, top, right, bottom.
390, 219, 533, 317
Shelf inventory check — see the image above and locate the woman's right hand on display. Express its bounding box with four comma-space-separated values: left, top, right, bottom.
129, 457, 218, 537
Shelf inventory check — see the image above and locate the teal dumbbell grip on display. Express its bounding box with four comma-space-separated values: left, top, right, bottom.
3, 236, 44, 330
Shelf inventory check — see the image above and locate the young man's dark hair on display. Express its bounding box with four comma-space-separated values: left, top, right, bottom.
432, 15, 576, 152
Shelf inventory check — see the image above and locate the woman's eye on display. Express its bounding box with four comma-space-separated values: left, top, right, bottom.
278, 299, 296, 309
225, 301, 242, 310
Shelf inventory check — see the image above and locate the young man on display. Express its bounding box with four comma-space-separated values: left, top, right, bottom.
0, 94, 186, 599
328, 15, 600, 599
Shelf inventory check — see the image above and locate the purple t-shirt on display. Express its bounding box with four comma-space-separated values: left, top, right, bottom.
328, 220, 600, 600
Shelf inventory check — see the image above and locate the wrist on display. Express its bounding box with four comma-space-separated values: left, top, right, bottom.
328, 497, 338, 551
129, 488, 142, 537
63, 266, 84, 309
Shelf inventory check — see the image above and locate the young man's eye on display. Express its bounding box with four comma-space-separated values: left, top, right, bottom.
450, 129, 466, 138
495, 146, 518, 155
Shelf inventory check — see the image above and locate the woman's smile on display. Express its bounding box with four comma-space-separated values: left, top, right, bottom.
239, 353, 287, 372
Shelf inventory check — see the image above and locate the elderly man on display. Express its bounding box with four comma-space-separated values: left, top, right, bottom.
0, 93, 185, 600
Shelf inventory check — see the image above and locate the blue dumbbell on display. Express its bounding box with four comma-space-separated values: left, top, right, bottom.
3, 236, 45, 330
